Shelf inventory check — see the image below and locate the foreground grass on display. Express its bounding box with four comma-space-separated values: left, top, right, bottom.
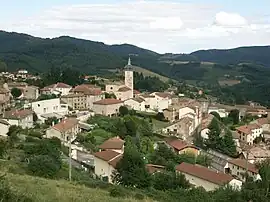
5, 173, 152, 202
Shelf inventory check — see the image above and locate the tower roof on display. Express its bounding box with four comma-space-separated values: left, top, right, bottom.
124, 57, 133, 70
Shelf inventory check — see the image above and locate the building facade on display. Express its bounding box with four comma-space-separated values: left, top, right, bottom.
93, 99, 124, 117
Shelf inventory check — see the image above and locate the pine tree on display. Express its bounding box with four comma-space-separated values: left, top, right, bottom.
205, 118, 222, 150
223, 129, 237, 156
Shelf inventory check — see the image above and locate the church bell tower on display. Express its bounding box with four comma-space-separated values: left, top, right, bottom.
124, 57, 134, 94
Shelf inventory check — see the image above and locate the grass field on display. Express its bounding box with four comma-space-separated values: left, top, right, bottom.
132, 66, 171, 82
4, 173, 153, 202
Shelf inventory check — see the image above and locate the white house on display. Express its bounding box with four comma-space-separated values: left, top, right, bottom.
176, 162, 242, 191
41, 82, 72, 96
0, 119, 10, 137
45, 118, 80, 143
94, 150, 122, 183
179, 106, 202, 128
31, 98, 68, 121
3, 109, 34, 129
139, 94, 158, 111
236, 124, 263, 145
124, 97, 145, 112
150, 92, 172, 111
93, 99, 124, 117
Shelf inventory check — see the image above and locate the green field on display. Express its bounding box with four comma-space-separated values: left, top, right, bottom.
3, 173, 152, 202
132, 66, 171, 82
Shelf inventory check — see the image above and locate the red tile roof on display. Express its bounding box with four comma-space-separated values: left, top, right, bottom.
228, 158, 258, 174
55, 82, 72, 88
4, 109, 33, 120
99, 137, 125, 150
165, 138, 197, 151
256, 118, 269, 126
52, 118, 79, 132
176, 162, 234, 185
70, 84, 102, 95
236, 124, 261, 135
146, 164, 165, 174
94, 150, 122, 168
93, 98, 123, 105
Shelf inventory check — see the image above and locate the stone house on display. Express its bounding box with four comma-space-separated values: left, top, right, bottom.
93, 99, 124, 117
236, 124, 263, 145
61, 93, 87, 110
45, 118, 80, 143
24, 85, 39, 100
3, 109, 34, 129
165, 138, 200, 156
124, 97, 145, 112
99, 137, 125, 154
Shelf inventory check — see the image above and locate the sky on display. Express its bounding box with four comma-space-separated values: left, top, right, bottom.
0, 0, 270, 53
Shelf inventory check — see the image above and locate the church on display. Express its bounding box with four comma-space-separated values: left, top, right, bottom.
105, 58, 134, 101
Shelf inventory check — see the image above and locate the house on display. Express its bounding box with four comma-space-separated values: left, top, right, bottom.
239, 146, 270, 164
41, 82, 72, 96
93, 99, 124, 117
99, 137, 125, 154
252, 118, 270, 132
139, 94, 157, 111
0, 119, 10, 137
93, 150, 123, 183
31, 98, 68, 121
179, 106, 202, 128
23, 85, 39, 100
236, 124, 263, 145
3, 109, 34, 129
165, 138, 200, 156
70, 84, 104, 110
133, 89, 140, 98
45, 118, 80, 143
227, 158, 261, 182
163, 107, 179, 123
162, 117, 195, 140
176, 162, 242, 191
150, 92, 172, 111
0, 87, 10, 109
124, 97, 145, 111
61, 93, 87, 110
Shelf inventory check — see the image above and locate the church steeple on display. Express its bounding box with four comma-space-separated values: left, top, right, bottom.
128, 57, 131, 66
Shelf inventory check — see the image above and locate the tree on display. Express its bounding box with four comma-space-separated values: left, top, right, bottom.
45, 116, 58, 126
27, 155, 61, 178
223, 130, 237, 156
119, 106, 129, 116
0, 139, 7, 158
228, 109, 240, 125
11, 88, 22, 98
112, 140, 151, 188
210, 111, 221, 120
152, 171, 190, 191
105, 92, 116, 99
205, 118, 222, 150
155, 112, 165, 121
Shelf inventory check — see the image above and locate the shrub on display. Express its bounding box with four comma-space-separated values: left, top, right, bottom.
109, 186, 126, 198
134, 193, 145, 200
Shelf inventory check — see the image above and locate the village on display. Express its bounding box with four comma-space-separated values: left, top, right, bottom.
0, 58, 270, 192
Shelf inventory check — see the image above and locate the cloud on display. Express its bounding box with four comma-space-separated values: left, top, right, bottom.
214, 12, 248, 27
0, 1, 269, 53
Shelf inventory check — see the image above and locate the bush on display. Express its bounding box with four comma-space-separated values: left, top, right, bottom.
134, 193, 145, 200
109, 186, 126, 198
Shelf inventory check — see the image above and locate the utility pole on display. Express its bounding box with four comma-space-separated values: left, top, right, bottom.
69, 136, 72, 182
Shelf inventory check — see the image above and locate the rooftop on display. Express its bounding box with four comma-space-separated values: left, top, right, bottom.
52, 118, 79, 133
228, 158, 258, 173
118, 86, 131, 92
154, 92, 172, 99
99, 137, 125, 150
176, 162, 234, 185
165, 138, 197, 151
236, 124, 261, 135
130, 97, 145, 103
93, 98, 123, 105
94, 150, 122, 168
3, 109, 33, 120
146, 164, 165, 174
61, 93, 85, 98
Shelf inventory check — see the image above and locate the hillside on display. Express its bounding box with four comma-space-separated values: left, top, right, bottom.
4, 173, 149, 202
